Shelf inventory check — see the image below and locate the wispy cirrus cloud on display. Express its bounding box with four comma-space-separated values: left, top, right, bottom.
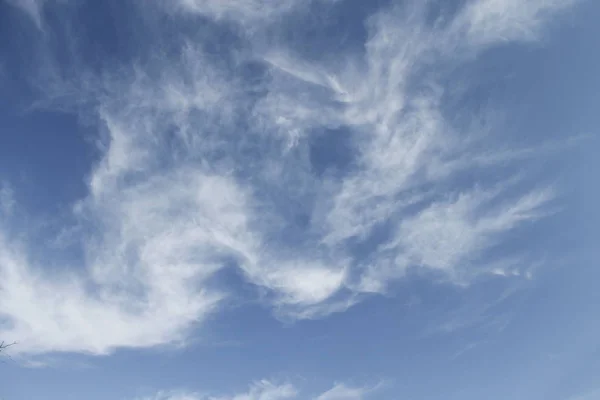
165, 0, 343, 32
171, 0, 295, 25
5, 0, 46, 28
0, 0, 578, 357
359, 185, 554, 291
5, 0, 69, 30
0, 38, 349, 355
452, 0, 578, 48
258, 0, 564, 292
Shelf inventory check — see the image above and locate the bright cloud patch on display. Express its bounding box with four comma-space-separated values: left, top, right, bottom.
0, 0, 576, 357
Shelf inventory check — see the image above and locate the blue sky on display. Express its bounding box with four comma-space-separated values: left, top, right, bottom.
0, 0, 598, 399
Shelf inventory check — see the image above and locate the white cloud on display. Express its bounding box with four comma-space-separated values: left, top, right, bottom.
452, 0, 578, 48
150, 393, 202, 400
256, 1, 563, 294
315, 383, 372, 400
6, 0, 46, 28
244, 261, 347, 307
0, 44, 255, 356
141, 380, 372, 400
5, 0, 68, 29
0, 41, 347, 355
173, 0, 295, 25
169, 0, 343, 30
220, 381, 298, 400
0, 227, 223, 355
143, 381, 297, 400
359, 185, 553, 290
0, 0, 577, 356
